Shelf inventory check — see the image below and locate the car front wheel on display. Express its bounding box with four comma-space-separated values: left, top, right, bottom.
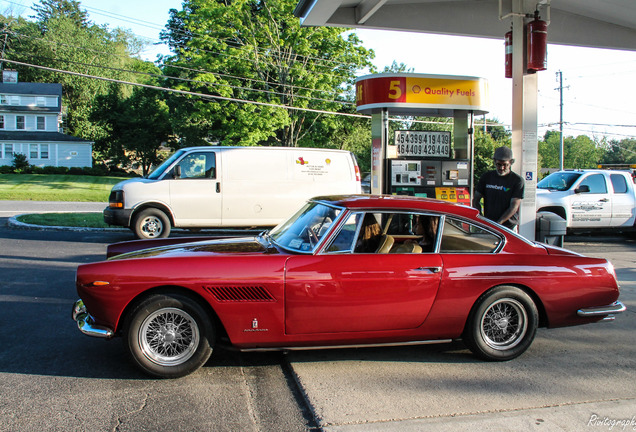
125, 293, 215, 378
464, 286, 538, 361
133, 208, 170, 239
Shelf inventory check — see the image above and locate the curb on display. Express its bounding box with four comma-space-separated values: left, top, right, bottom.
8, 214, 129, 233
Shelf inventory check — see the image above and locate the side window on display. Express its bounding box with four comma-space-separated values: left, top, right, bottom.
580, 174, 607, 194
177, 152, 216, 179
610, 174, 628, 194
440, 218, 501, 253
325, 213, 360, 253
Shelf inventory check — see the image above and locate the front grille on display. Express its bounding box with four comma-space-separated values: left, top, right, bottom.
204, 285, 276, 302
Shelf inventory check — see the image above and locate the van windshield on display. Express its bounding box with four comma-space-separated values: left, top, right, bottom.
147, 149, 187, 180
537, 172, 581, 191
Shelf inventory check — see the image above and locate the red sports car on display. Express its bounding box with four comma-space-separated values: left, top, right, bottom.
72, 195, 625, 378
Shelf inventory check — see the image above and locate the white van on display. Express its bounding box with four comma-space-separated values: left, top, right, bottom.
104, 146, 362, 238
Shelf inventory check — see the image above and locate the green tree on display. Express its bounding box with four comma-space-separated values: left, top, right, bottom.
539, 131, 604, 170
3, 0, 150, 144
160, 0, 373, 148
31, 0, 88, 29
92, 85, 173, 176
599, 138, 636, 165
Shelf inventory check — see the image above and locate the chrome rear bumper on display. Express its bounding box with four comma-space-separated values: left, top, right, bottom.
72, 299, 115, 339
577, 301, 626, 321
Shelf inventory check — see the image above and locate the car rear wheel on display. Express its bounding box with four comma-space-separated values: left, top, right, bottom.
464, 286, 538, 361
125, 293, 214, 378
133, 208, 170, 239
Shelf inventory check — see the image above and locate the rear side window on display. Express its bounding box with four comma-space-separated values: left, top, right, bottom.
610, 174, 628, 194
440, 218, 501, 253
579, 174, 607, 194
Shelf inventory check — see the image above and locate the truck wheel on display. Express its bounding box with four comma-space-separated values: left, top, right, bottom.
463, 286, 538, 361
133, 208, 170, 239
125, 293, 215, 378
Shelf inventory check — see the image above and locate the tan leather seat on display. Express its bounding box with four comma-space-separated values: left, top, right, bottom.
390, 242, 423, 254
376, 235, 395, 253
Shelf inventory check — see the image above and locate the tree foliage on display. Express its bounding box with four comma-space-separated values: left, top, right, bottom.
160, 0, 374, 148
2, 0, 150, 143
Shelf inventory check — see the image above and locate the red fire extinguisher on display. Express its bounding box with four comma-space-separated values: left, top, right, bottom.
504, 28, 513, 78
527, 11, 548, 72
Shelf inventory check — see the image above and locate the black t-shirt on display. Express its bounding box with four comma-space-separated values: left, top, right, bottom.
476, 170, 525, 227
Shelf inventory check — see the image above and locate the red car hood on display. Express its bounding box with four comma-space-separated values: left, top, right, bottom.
108, 236, 274, 260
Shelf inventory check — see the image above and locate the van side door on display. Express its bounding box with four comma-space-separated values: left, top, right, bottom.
167, 150, 222, 227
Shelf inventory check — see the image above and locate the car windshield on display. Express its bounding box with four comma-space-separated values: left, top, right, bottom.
537, 172, 581, 191
269, 201, 342, 253
146, 149, 187, 179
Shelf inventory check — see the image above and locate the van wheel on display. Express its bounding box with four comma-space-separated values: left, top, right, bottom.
134, 208, 170, 239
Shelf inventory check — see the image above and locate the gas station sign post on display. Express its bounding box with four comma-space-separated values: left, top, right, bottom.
356, 73, 489, 203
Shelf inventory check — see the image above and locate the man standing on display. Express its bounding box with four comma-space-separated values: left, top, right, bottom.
473, 146, 525, 230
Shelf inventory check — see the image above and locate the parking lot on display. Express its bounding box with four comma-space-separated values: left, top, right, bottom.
0, 207, 634, 431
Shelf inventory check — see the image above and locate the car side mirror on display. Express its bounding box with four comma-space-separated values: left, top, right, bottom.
173, 165, 182, 179
575, 185, 590, 194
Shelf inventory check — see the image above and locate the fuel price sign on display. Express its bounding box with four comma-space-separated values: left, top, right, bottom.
393, 131, 451, 158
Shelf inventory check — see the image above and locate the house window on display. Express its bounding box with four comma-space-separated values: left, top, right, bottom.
37, 116, 46, 130
0, 115, 4, 129
3, 144, 13, 159
16, 116, 25, 130
29, 143, 49, 159
0, 95, 7, 105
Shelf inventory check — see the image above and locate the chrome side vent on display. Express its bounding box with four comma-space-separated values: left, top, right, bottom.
205, 285, 276, 302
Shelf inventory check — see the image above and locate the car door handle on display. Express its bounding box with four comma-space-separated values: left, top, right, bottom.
599, 198, 609, 202
216, 182, 221, 193
413, 267, 441, 273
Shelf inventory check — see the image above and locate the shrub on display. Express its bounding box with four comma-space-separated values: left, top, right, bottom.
12, 153, 30, 173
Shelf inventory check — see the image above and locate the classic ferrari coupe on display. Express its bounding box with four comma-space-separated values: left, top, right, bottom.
72, 195, 625, 378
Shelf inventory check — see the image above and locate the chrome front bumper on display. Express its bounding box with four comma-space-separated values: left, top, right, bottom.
577, 301, 626, 321
72, 299, 115, 339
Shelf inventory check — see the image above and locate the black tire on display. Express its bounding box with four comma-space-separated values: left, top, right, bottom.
464, 286, 538, 361
125, 293, 215, 378
133, 208, 170, 239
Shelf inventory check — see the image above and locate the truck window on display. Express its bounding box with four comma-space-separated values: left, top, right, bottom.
177, 152, 216, 179
610, 174, 628, 193
580, 174, 607, 194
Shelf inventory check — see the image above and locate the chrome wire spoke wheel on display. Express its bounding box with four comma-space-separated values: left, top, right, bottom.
139, 307, 200, 366
480, 298, 528, 350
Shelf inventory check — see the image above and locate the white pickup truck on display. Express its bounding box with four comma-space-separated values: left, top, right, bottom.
536, 169, 636, 229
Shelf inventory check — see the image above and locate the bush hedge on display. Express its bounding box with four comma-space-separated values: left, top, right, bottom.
0, 163, 136, 177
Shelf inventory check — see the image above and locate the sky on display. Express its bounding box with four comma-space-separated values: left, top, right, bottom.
3, 0, 636, 142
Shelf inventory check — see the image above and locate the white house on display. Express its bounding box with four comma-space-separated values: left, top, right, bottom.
0, 70, 93, 168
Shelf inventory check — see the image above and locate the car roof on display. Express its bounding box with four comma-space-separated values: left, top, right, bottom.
312, 195, 480, 219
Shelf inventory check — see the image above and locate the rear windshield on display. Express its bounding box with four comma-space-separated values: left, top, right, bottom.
537, 172, 581, 191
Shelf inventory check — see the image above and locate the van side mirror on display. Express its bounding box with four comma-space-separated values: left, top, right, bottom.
173, 165, 181, 179
575, 185, 590, 194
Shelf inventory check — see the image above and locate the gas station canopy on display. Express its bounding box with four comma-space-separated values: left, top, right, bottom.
294, 0, 636, 52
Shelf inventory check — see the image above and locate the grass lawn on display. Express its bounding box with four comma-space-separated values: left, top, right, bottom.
16, 212, 111, 228
0, 174, 128, 202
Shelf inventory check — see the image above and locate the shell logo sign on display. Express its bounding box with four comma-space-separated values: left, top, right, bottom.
355, 74, 488, 115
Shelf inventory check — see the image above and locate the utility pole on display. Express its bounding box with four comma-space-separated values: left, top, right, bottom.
556, 71, 565, 170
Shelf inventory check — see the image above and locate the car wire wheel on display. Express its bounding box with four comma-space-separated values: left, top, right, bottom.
479, 298, 528, 350
139, 307, 200, 366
